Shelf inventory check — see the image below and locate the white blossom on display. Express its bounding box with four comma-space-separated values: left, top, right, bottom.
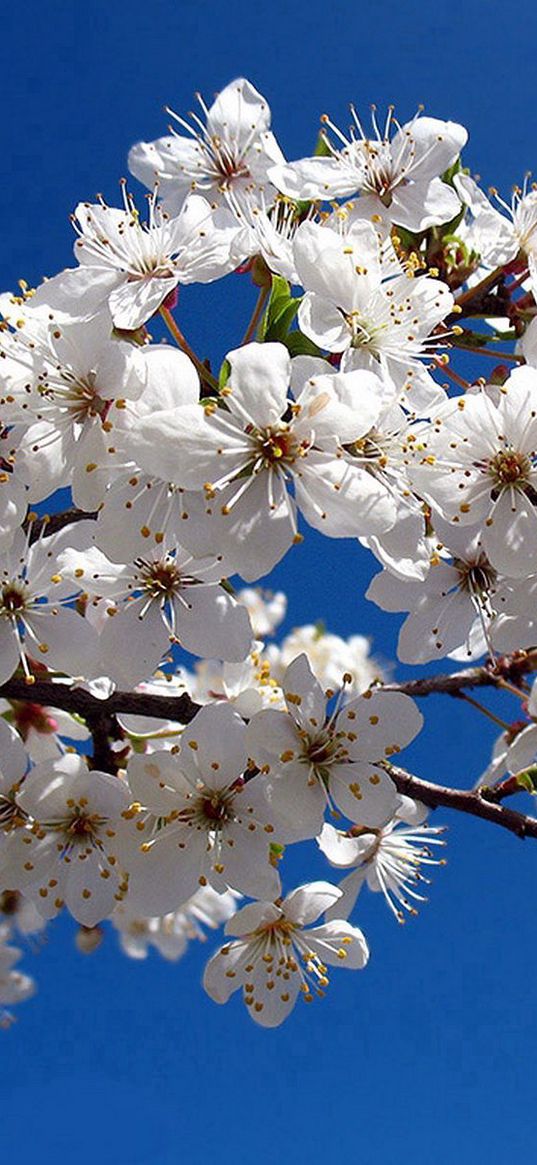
0, 525, 98, 684
270, 108, 467, 231
409, 370, 537, 577
318, 798, 446, 922
30, 192, 241, 331
0, 924, 35, 1020
246, 654, 422, 840
293, 217, 453, 410
203, 880, 369, 1027
119, 703, 281, 913
59, 537, 253, 685
127, 342, 400, 580
0, 754, 131, 927
129, 78, 285, 215
112, 885, 240, 961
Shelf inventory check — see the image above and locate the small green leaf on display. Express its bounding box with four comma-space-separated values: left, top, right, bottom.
394, 225, 423, 251
441, 157, 465, 186
516, 765, 537, 793
218, 358, 231, 389
314, 131, 332, 158
260, 276, 302, 343
284, 331, 325, 358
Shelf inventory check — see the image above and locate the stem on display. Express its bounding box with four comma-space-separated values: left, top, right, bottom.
453, 690, 511, 730
434, 360, 471, 390
159, 306, 218, 390
26, 507, 98, 543
454, 266, 504, 310
242, 285, 270, 345
452, 342, 523, 363
495, 677, 529, 700
2, 653, 537, 727
481, 774, 525, 802
509, 269, 530, 293
86, 709, 119, 774
0, 676, 202, 725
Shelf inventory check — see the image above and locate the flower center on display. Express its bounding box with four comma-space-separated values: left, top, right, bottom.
134, 558, 201, 606
360, 141, 398, 200
69, 816, 96, 837
345, 310, 387, 351
137, 559, 183, 600
255, 426, 303, 468
180, 789, 236, 831
301, 728, 349, 772
39, 372, 110, 424
0, 584, 28, 618
254, 917, 297, 939
454, 555, 497, 597
346, 430, 390, 470
488, 449, 532, 487
210, 138, 251, 185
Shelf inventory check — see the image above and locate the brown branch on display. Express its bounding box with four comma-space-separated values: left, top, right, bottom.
385, 762, 537, 840
0, 676, 202, 725
5, 654, 533, 729
86, 708, 119, 774
380, 652, 537, 699
26, 508, 98, 543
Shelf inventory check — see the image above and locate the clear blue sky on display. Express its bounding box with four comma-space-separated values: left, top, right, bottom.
2, 3, 537, 1162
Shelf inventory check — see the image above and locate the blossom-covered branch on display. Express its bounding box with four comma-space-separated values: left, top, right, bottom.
4, 76, 537, 1026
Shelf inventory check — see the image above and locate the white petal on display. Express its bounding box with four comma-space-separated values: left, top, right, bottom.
305, 919, 369, 969
225, 342, 291, 426
330, 762, 399, 828
283, 881, 342, 925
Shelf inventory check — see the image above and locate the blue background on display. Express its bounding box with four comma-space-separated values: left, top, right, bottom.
2, 2, 536, 1162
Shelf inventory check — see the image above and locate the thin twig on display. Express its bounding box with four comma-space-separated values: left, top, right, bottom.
241, 285, 270, 345
159, 306, 218, 390
379, 653, 537, 698
452, 343, 523, 363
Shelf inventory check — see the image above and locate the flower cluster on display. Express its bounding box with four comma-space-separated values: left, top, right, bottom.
2, 77, 537, 1027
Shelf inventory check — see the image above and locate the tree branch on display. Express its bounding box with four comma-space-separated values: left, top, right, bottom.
0, 676, 202, 725
2, 652, 534, 724
384, 762, 537, 840
86, 708, 119, 774
3, 655, 537, 839
380, 652, 537, 698
26, 508, 98, 543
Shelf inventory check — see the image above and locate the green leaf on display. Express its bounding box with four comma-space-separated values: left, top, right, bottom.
218, 358, 231, 389
441, 157, 465, 186
314, 131, 332, 158
394, 225, 424, 251
284, 332, 325, 358
259, 276, 302, 343
516, 765, 537, 793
